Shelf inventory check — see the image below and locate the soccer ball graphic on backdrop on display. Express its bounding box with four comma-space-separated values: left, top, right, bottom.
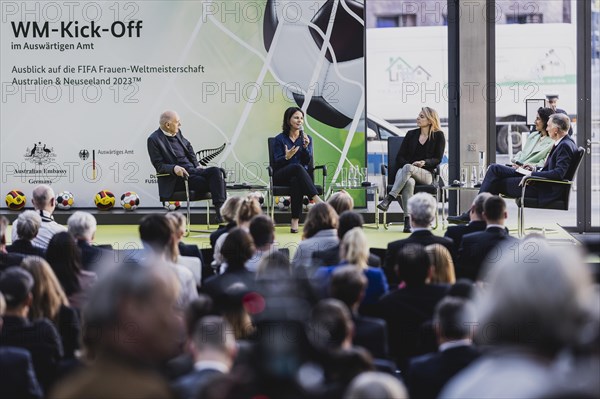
120, 192, 140, 211
56, 191, 75, 210
5, 190, 26, 210
263, 0, 364, 129
94, 190, 115, 210
163, 201, 181, 211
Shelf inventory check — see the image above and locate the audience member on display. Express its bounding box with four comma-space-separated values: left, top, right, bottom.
384, 193, 454, 287
246, 215, 277, 272
312, 211, 381, 267
209, 196, 242, 248
440, 239, 596, 398
328, 190, 354, 215
139, 214, 198, 309
45, 232, 97, 311
0, 215, 24, 271
330, 266, 389, 359
0, 267, 63, 392
344, 372, 408, 399
20, 257, 80, 359
456, 195, 517, 281
314, 228, 388, 306
0, 291, 43, 399
166, 212, 203, 285
292, 202, 339, 268
173, 316, 237, 399
378, 244, 449, 369
67, 211, 111, 271
444, 192, 491, 248
256, 250, 292, 279
11, 185, 66, 250
50, 264, 180, 398
406, 297, 479, 399
426, 243, 456, 284
7, 211, 45, 258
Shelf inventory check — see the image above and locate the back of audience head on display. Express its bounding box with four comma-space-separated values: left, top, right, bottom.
426, 243, 456, 284
249, 215, 274, 249
447, 278, 475, 299
20, 257, 68, 321
165, 212, 186, 240
328, 190, 354, 215
408, 192, 436, 228
0, 292, 5, 317
338, 211, 364, 240
340, 227, 369, 268
396, 243, 431, 286
32, 184, 55, 211
82, 263, 180, 362
483, 195, 507, 224
139, 214, 177, 262
220, 196, 243, 224
476, 238, 595, 357
471, 192, 492, 221
15, 210, 41, 240
67, 211, 97, 242
330, 265, 367, 311
308, 298, 354, 351
236, 196, 262, 227
45, 231, 83, 296
0, 267, 34, 314
256, 250, 291, 279
0, 215, 8, 247
221, 228, 255, 271
191, 315, 237, 362
184, 294, 214, 337
434, 296, 476, 344
344, 372, 408, 399
303, 202, 339, 239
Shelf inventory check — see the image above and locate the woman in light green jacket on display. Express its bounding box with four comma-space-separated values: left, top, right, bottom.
511, 107, 555, 170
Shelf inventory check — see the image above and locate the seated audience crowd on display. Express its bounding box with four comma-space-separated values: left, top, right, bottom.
0, 189, 598, 399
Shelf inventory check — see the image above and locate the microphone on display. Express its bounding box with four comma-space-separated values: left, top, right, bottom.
300, 128, 306, 145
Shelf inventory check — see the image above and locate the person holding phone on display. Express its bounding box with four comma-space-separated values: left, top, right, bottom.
272, 107, 322, 233
509, 107, 555, 172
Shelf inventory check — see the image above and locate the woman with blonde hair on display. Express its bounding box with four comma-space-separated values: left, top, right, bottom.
313, 227, 388, 305
425, 243, 456, 284
328, 190, 354, 215
20, 257, 81, 358
378, 107, 445, 232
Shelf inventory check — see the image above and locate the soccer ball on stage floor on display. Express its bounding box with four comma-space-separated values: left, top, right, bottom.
120, 191, 140, 211
5, 190, 26, 210
56, 191, 75, 210
94, 190, 115, 211
163, 201, 181, 211
275, 196, 291, 210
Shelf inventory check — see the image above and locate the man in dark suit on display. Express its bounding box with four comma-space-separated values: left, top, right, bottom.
384, 193, 454, 287
148, 110, 226, 221
444, 193, 491, 248
406, 297, 480, 399
378, 244, 449, 370
449, 113, 578, 223
456, 196, 517, 281
312, 211, 381, 268
330, 266, 389, 359
172, 316, 236, 399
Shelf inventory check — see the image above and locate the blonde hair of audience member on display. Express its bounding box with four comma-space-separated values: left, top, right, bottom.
235, 195, 262, 228
220, 196, 243, 224
302, 202, 339, 239
476, 238, 596, 356
20, 257, 69, 322
426, 243, 456, 284
345, 371, 408, 399
223, 302, 256, 340
0, 292, 5, 315
420, 106, 442, 138
340, 227, 369, 269
328, 190, 354, 215
166, 212, 186, 241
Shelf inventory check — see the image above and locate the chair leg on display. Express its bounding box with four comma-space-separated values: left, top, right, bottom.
518, 203, 524, 238
185, 197, 191, 237
206, 200, 210, 229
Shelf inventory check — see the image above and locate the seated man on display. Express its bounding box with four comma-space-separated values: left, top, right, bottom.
448, 113, 577, 224
148, 110, 226, 222
444, 193, 491, 248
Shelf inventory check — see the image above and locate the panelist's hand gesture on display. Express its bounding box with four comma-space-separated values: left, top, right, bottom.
174, 165, 189, 177
302, 135, 310, 149
412, 160, 425, 168
285, 145, 299, 160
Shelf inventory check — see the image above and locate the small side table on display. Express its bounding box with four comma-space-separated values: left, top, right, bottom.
441, 185, 480, 229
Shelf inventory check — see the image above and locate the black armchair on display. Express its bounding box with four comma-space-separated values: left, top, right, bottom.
381, 136, 443, 229
266, 137, 327, 221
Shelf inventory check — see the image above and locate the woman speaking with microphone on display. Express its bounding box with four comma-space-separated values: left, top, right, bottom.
272, 107, 322, 233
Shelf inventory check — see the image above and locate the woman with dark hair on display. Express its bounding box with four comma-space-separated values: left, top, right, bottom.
377, 107, 446, 232
292, 202, 339, 268
272, 106, 322, 233
510, 107, 555, 169
45, 231, 97, 310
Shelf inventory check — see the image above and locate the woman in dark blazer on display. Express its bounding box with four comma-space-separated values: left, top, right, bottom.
272, 107, 322, 233
377, 107, 445, 231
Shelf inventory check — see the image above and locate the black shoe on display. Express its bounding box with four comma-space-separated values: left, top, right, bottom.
403, 217, 411, 233
447, 212, 470, 224
290, 228, 299, 234
377, 195, 395, 212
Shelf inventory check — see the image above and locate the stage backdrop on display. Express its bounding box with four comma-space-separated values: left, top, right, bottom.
0, 0, 365, 209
